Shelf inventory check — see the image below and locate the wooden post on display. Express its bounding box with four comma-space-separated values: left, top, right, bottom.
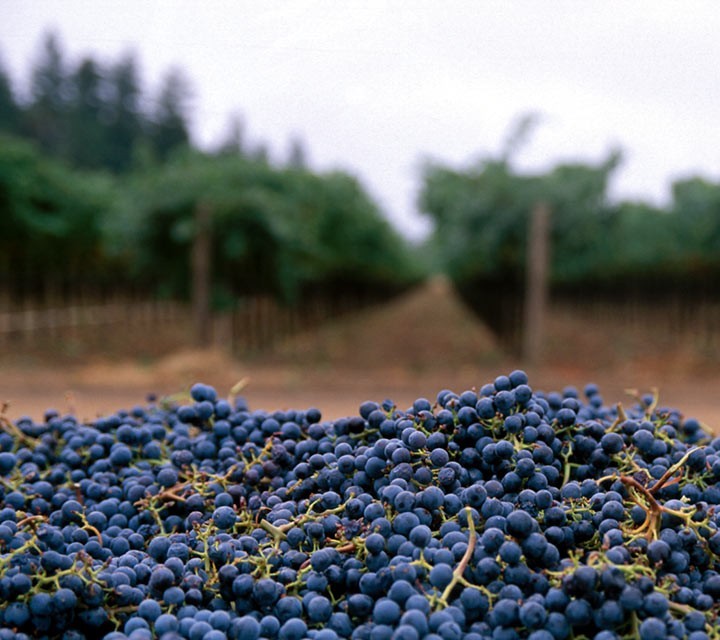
191, 201, 213, 346
522, 202, 550, 363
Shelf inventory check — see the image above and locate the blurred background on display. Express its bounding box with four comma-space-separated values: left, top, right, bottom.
1, 2, 719, 426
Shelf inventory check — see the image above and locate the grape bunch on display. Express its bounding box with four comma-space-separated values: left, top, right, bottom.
0, 371, 719, 640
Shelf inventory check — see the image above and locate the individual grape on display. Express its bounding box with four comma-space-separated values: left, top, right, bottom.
138, 599, 163, 622
148, 568, 175, 596
275, 594, 303, 623
498, 540, 523, 565
506, 509, 534, 538
188, 620, 213, 640
639, 617, 668, 640
373, 599, 402, 626
508, 370, 529, 387
428, 563, 454, 590
0, 451, 17, 475
212, 506, 237, 530
595, 599, 624, 629
599, 432, 623, 454
163, 586, 185, 606
28, 592, 53, 618
643, 592, 669, 618
279, 618, 307, 640
492, 599, 519, 627
157, 467, 179, 488
565, 599, 592, 626
518, 601, 547, 630
306, 595, 333, 623
409, 524, 432, 548
233, 616, 261, 640
125, 617, 150, 634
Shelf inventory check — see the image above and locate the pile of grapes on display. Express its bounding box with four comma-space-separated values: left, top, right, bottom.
1, 371, 719, 640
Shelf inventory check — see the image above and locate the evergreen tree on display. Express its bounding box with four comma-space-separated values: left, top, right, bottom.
0, 55, 21, 135
25, 32, 70, 158
217, 113, 246, 156
3, 33, 194, 173
67, 57, 106, 169
251, 142, 270, 164
149, 67, 191, 161
104, 52, 143, 172
287, 135, 308, 169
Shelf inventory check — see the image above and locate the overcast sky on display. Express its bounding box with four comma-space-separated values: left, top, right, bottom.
2, 1, 719, 240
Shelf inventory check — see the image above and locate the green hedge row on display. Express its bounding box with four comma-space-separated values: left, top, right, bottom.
419, 152, 720, 287
0, 136, 423, 305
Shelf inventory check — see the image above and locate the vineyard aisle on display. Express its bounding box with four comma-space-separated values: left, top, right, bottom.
1, 278, 719, 429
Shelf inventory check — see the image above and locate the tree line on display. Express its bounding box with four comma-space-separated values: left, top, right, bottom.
3, 33, 719, 317
0, 33, 422, 306
0, 32, 191, 173
419, 150, 720, 289
0, 134, 423, 305
419, 134, 720, 349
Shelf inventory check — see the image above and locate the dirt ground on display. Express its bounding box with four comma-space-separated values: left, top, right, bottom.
2, 279, 720, 431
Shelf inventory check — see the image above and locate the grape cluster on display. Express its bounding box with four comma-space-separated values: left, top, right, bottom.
1, 372, 719, 640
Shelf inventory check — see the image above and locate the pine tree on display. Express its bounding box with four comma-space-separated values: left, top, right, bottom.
149, 67, 191, 161
25, 32, 70, 158
287, 135, 308, 169
104, 52, 143, 172
217, 113, 246, 156
67, 57, 106, 169
0, 54, 21, 135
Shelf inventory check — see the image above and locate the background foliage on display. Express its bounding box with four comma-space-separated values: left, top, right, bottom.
109, 151, 422, 305
419, 150, 720, 291
2, 33, 720, 315
0, 34, 422, 305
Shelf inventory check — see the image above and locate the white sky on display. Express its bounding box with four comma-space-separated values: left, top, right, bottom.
2, 1, 719, 241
